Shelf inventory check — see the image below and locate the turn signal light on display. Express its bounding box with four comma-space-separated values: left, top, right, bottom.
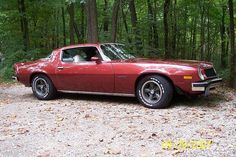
184, 76, 193, 80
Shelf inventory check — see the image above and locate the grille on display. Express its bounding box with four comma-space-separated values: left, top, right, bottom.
204, 68, 217, 78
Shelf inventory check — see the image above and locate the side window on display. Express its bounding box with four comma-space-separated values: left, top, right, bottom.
62, 47, 100, 63
62, 50, 74, 62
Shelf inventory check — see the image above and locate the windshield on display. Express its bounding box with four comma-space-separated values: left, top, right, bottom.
101, 44, 136, 61
45, 52, 53, 59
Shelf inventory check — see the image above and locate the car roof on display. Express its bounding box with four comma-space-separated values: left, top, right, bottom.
56, 43, 123, 51
59, 43, 100, 50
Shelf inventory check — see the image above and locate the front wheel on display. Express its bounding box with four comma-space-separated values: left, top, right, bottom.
32, 74, 57, 100
136, 75, 173, 109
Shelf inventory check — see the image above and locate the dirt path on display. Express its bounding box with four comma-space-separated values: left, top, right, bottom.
0, 83, 235, 157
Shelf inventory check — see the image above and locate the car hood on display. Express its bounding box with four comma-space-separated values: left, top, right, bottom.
117, 58, 212, 68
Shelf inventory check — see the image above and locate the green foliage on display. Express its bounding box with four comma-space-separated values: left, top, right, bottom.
0, 49, 44, 80
218, 68, 230, 81
0, 0, 234, 83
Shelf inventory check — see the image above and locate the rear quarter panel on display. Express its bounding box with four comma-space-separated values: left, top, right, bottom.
15, 51, 58, 87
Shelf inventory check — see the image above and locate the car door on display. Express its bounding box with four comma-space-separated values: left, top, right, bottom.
55, 46, 114, 93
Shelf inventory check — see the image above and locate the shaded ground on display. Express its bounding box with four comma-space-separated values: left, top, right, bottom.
0, 83, 235, 157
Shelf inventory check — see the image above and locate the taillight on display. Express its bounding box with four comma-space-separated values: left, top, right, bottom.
13, 64, 18, 75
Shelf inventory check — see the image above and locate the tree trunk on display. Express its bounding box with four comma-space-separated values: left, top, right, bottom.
68, 3, 80, 44
52, 10, 59, 49
207, 6, 211, 61
103, 0, 109, 32
17, 0, 29, 51
153, 0, 159, 48
86, 0, 99, 43
225, 27, 230, 62
111, 0, 120, 42
172, 0, 177, 57
129, 0, 142, 51
163, 0, 170, 58
181, 5, 187, 59
118, 10, 123, 40
121, 8, 132, 43
73, 22, 81, 43
191, 17, 197, 59
44, 21, 49, 49
147, 0, 159, 48
52, 23, 56, 49
56, 9, 60, 48
61, 7, 66, 46
200, 4, 205, 60
147, 0, 153, 47
228, 0, 236, 87
86, 0, 98, 43
220, 5, 226, 68
80, 2, 85, 42
68, 3, 75, 44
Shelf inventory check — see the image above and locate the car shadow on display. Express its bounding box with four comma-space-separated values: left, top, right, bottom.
170, 92, 227, 108
56, 92, 227, 109
57, 92, 140, 105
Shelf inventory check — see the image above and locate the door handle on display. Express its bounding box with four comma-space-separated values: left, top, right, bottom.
57, 66, 64, 70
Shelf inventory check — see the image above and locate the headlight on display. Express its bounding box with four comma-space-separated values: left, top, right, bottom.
198, 66, 205, 80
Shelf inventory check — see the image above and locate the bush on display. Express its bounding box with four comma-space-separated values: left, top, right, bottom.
0, 49, 45, 81
218, 68, 230, 82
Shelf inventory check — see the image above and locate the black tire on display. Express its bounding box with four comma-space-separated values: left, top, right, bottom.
32, 74, 57, 100
136, 75, 173, 109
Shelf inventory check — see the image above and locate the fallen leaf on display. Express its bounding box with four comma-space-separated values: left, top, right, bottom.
84, 114, 90, 118
18, 128, 29, 134
105, 147, 121, 155
56, 117, 64, 122
37, 153, 50, 157
44, 107, 52, 112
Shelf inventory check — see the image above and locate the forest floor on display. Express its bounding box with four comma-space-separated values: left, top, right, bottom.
0, 83, 235, 157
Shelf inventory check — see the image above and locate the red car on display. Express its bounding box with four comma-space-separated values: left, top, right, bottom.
13, 43, 222, 108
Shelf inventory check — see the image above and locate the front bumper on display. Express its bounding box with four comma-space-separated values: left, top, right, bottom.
192, 78, 222, 95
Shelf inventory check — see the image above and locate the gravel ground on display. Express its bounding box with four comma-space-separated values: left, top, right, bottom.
0, 83, 235, 157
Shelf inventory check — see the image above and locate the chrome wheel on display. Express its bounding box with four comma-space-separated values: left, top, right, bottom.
141, 80, 162, 105
137, 75, 173, 109
33, 77, 49, 98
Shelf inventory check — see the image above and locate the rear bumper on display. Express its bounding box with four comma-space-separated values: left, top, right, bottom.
192, 78, 222, 95
12, 76, 18, 81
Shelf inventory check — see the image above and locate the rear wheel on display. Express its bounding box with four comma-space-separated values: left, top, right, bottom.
136, 75, 173, 109
32, 74, 57, 100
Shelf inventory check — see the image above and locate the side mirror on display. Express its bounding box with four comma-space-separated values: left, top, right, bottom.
91, 57, 101, 64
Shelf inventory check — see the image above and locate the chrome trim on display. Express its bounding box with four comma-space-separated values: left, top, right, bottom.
59, 45, 105, 63
141, 80, 162, 105
198, 65, 205, 80
192, 78, 222, 92
58, 90, 135, 97
12, 76, 17, 81
57, 66, 64, 70
192, 86, 205, 92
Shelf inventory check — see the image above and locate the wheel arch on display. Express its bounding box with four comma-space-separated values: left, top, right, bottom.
30, 72, 52, 86
135, 73, 175, 95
